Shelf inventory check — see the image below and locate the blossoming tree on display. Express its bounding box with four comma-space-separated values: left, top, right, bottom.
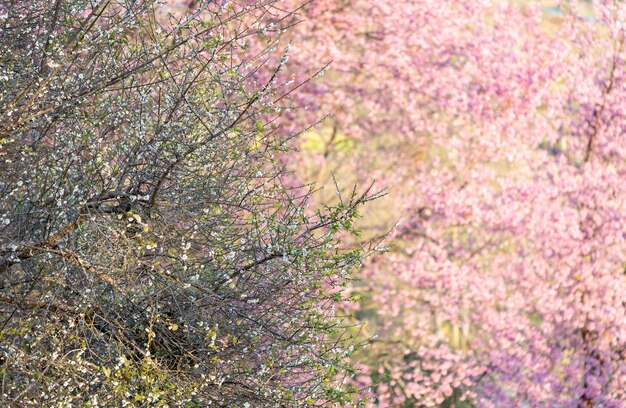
284, 0, 626, 406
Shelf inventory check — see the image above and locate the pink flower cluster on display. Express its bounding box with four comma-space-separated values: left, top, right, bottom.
285, 0, 626, 406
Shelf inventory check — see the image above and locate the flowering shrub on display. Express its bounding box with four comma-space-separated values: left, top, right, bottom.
0, 1, 378, 405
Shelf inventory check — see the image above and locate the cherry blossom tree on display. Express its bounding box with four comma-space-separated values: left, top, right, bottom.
279, 0, 626, 406
0, 0, 379, 405
127, 0, 626, 405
